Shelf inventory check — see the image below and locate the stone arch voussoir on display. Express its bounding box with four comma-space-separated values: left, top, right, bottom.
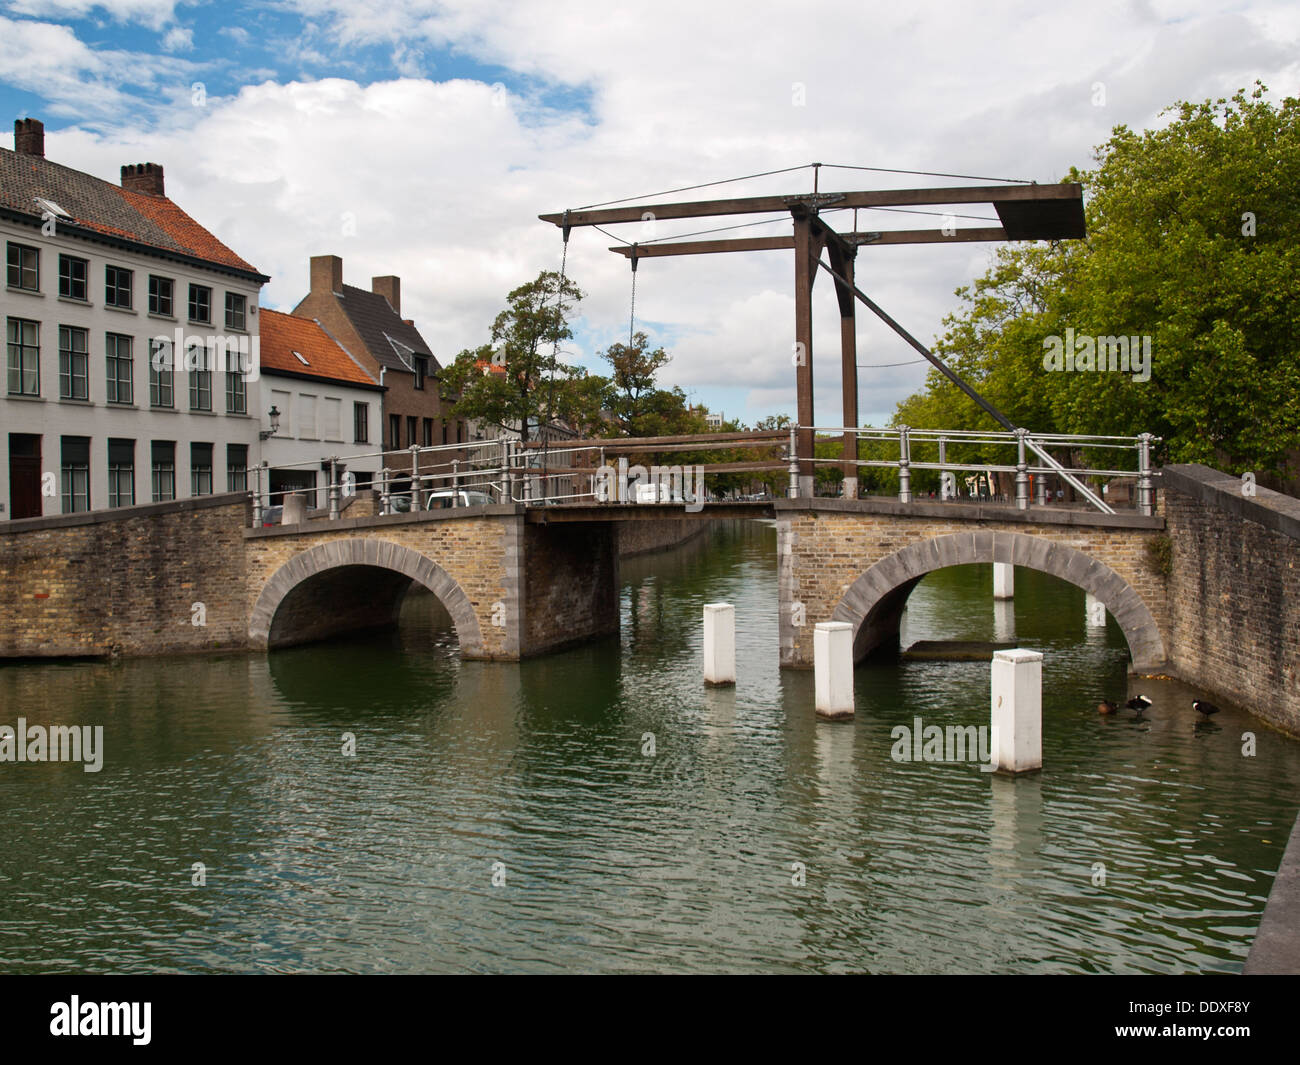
249, 538, 485, 655
831, 530, 1166, 670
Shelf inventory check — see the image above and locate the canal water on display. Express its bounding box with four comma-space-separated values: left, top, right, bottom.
2, 519, 1297, 973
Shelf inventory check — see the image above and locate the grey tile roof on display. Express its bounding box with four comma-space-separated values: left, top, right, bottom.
337, 283, 440, 373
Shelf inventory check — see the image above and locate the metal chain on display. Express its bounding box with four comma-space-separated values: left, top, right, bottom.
628, 252, 637, 352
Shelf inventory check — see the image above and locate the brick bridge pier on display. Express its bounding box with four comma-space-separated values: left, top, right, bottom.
246, 501, 622, 659
775, 497, 1168, 672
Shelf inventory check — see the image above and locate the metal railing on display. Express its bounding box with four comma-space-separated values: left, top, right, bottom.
248, 436, 607, 525
788, 425, 1159, 516
248, 424, 1160, 526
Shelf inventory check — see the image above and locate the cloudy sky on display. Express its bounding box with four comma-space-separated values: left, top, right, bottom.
2, 0, 1296, 425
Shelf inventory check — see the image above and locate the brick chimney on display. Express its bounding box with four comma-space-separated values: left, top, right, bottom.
121, 163, 165, 196
311, 255, 344, 295
372, 275, 401, 315
14, 118, 44, 157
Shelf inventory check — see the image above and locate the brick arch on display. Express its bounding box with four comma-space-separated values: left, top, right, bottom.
248, 539, 484, 655
831, 530, 1166, 671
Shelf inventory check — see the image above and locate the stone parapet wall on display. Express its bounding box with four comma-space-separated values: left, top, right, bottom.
1162, 464, 1300, 735
0, 494, 251, 657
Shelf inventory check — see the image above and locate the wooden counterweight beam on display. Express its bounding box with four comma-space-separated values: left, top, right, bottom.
541, 182, 1084, 239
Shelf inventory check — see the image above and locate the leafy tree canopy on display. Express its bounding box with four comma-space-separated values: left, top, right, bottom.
440, 270, 586, 442
893, 85, 1300, 478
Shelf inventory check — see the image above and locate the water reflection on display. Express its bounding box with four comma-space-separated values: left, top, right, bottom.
0, 521, 1296, 974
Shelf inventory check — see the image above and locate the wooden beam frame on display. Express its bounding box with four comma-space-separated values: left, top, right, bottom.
539, 178, 1085, 501
540, 182, 1082, 230
609, 226, 1008, 257
792, 207, 825, 495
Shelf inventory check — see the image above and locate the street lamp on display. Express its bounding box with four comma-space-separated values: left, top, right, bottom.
259, 405, 281, 441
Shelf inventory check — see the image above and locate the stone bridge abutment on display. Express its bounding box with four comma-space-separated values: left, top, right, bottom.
243, 506, 620, 660
775, 498, 1170, 673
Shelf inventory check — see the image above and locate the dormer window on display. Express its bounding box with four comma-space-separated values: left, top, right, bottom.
414, 355, 428, 390
34, 196, 71, 221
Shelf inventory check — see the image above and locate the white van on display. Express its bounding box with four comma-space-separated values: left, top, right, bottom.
424, 489, 495, 509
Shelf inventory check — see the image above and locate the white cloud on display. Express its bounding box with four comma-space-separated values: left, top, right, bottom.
4, 0, 179, 31
24, 1, 1300, 424
0, 16, 193, 118
161, 25, 193, 53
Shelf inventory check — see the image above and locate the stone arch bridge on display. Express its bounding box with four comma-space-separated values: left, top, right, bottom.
7, 464, 1295, 730
773, 497, 1167, 672
240, 495, 1168, 671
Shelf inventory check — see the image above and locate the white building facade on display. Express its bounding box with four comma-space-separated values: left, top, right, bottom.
2, 121, 268, 521
257, 308, 385, 508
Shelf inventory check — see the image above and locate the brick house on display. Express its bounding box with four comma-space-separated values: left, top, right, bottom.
290, 255, 463, 491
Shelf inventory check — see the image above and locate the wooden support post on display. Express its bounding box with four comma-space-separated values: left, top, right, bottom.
829, 241, 859, 499
994, 562, 1015, 600
792, 209, 824, 499
814, 622, 855, 720
1085, 593, 1106, 628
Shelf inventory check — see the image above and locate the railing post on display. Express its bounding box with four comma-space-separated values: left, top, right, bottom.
1137, 432, 1154, 516
1015, 428, 1030, 511
379, 466, 390, 514
452, 459, 460, 506
410, 443, 421, 509
938, 436, 948, 501
787, 425, 799, 499
503, 439, 514, 503
327, 457, 340, 520
251, 462, 263, 526
898, 425, 911, 504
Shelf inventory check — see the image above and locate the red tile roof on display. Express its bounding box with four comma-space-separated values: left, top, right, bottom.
259, 309, 381, 389
0, 147, 264, 277
122, 187, 260, 273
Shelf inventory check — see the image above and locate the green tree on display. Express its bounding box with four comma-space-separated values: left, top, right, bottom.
440, 271, 585, 442
601, 331, 672, 436
893, 85, 1300, 479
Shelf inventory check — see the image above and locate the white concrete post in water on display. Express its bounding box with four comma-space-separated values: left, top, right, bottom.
993, 599, 1016, 643
993, 562, 1015, 600
991, 649, 1043, 774
814, 622, 855, 720
1085, 593, 1107, 628
703, 603, 736, 687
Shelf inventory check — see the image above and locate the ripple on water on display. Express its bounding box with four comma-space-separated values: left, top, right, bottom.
0, 522, 1297, 973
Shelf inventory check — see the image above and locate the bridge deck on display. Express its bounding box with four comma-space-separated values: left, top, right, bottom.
496, 496, 1161, 530
242, 495, 1163, 536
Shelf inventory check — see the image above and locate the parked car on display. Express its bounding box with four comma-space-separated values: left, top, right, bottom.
260, 505, 283, 527
635, 482, 672, 504
424, 490, 494, 510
